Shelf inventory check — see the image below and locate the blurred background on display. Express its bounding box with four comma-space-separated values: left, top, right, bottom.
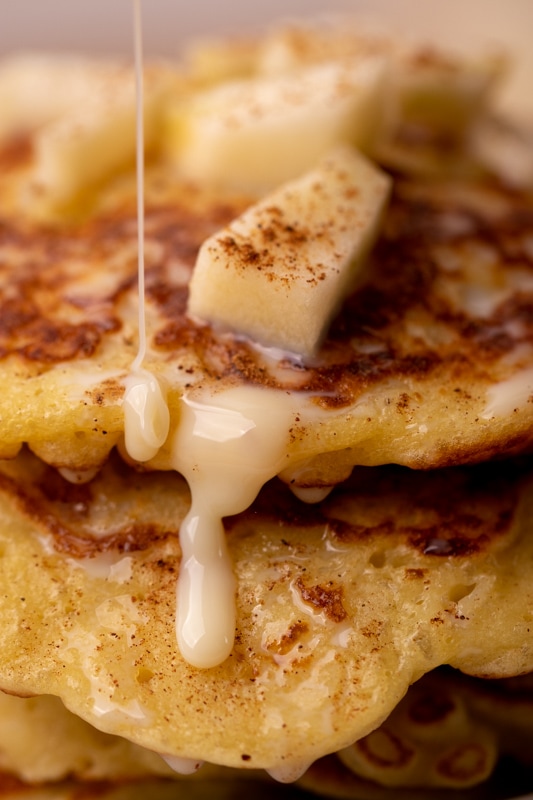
1, 0, 532, 118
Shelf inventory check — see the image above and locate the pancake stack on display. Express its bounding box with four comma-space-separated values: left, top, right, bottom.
0, 15, 532, 800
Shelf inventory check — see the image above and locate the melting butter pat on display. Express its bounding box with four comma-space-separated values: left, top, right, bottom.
165, 55, 389, 192
188, 146, 391, 357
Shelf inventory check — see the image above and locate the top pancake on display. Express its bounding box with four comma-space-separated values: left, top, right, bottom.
1, 135, 532, 482
0, 37, 533, 488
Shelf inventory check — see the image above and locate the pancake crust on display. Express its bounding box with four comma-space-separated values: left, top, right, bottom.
0, 449, 531, 773
0, 109, 532, 481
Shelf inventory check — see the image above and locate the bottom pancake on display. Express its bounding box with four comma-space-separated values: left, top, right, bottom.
0, 668, 530, 799
0, 450, 531, 776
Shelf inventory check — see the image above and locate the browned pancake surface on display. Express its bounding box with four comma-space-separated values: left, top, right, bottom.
1, 132, 533, 479
0, 449, 531, 772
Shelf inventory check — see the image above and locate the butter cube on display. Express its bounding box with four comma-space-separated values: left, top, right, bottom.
188, 146, 391, 357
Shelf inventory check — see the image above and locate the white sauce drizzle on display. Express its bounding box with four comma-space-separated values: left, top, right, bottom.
58, 466, 99, 485
171, 386, 298, 668
290, 486, 332, 504
121, 1, 301, 670
266, 760, 313, 783
161, 754, 204, 775
121, 3, 344, 678
131, 0, 146, 374
123, 0, 169, 464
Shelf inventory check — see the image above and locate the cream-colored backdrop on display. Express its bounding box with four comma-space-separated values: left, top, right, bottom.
1, 0, 532, 115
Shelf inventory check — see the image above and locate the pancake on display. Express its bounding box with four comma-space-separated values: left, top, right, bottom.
0, 51, 532, 490
1, 17, 533, 799
0, 667, 531, 798
0, 447, 531, 778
